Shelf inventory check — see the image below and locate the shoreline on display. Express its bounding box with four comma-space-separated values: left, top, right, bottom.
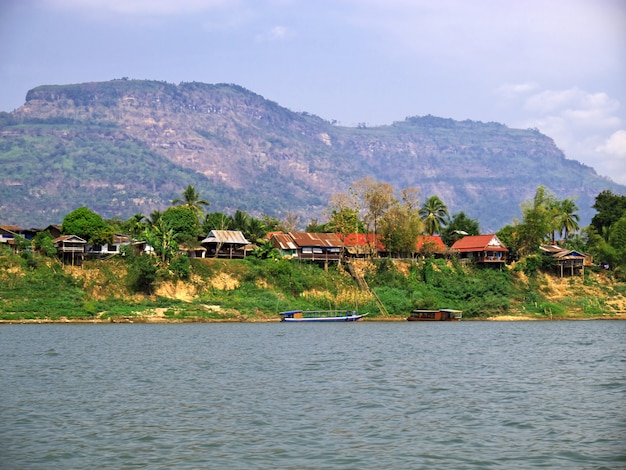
2, 314, 625, 324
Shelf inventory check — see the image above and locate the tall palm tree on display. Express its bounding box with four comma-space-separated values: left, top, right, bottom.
126, 212, 146, 237
419, 196, 450, 235
557, 198, 580, 241
172, 185, 210, 219
147, 209, 163, 228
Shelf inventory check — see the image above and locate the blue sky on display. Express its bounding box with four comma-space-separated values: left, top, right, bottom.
1, 0, 625, 184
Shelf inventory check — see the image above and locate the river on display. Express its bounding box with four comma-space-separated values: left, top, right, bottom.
1, 321, 624, 469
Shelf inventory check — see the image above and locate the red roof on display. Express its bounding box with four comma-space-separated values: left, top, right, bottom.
415, 235, 447, 251
339, 233, 385, 251
451, 234, 508, 252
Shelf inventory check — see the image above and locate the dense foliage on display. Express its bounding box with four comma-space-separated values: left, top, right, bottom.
1, 179, 626, 321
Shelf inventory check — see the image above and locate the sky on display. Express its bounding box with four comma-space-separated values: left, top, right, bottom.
1, 0, 625, 184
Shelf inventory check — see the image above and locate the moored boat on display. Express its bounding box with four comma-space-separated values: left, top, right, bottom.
280, 310, 367, 322
407, 308, 462, 321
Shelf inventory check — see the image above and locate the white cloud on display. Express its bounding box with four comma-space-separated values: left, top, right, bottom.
498, 84, 626, 184
597, 130, 626, 157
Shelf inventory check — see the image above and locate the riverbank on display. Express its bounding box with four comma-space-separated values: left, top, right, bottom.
2, 253, 625, 322
2, 313, 625, 324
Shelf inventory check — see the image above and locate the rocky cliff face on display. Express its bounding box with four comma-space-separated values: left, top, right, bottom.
2, 79, 624, 229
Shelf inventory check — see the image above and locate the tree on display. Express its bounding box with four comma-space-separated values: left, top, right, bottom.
172, 185, 210, 220
62, 206, 111, 244
515, 186, 557, 255
352, 177, 394, 236
33, 230, 57, 257
143, 219, 179, 265
556, 198, 580, 241
277, 212, 299, 233
419, 196, 450, 235
246, 217, 266, 243
148, 210, 163, 227
441, 212, 480, 246
230, 209, 250, 233
123, 213, 146, 238
126, 253, 158, 294
162, 206, 200, 244
325, 192, 364, 236
591, 190, 626, 238
203, 212, 231, 233
379, 199, 423, 257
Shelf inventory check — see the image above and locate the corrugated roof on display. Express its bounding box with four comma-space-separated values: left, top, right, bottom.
53, 235, 87, 243
201, 230, 250, 245
289, 232, 343, 248
451, 234, 508, 252
0, 225, 23, 232
269, 233, 298, 250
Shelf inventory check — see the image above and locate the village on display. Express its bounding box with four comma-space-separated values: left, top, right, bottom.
0, 221, 591, 278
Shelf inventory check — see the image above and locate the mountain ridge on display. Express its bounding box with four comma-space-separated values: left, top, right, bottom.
1, 79, 623, 230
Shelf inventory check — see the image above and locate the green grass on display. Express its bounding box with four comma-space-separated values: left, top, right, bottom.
1, 250, 623, 321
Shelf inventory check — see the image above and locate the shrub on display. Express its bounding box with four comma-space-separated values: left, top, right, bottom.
126, 255, 158, 294
169, 254, 191, 280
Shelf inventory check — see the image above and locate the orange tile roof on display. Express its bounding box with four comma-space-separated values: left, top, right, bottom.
416, 235, 447, 251
451, 234, 508, 252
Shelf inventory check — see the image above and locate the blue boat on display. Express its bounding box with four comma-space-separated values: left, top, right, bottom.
280, 310, 367, 322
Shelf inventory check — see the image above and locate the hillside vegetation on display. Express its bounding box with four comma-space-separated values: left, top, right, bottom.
1, 247, 624, 322
1, 79, 624, 230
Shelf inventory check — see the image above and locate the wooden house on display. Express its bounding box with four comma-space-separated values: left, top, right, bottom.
53, 235, 87, 265
288, 232, 343, 264
86, 234, 133, 257
540, 244, 591, 277
0, 225, 38, 252
0, 225, 23, 252
43, 224, 63, 239
201, 230, 251, 259
451, 234, 508, 266
267, 232, 298, 258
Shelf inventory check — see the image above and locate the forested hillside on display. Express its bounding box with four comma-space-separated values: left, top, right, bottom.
1, 79, 624, 230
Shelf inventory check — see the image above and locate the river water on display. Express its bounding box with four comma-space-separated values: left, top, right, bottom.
0, 321, 624, 469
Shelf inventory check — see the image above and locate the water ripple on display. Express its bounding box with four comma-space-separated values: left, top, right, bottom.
0, 321, 624, 469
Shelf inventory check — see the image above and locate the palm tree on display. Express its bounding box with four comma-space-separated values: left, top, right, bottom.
147, 209, 163, 228
172, 185, 210, 219
230, 210, 250, 233
419, 196, 450, 235
125, 212, 145, 237
557, 198, 580, 241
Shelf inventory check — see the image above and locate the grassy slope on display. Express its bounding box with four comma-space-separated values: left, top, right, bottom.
1, 249, 625, 321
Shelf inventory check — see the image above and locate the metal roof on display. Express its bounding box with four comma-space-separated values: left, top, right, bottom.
288, 232, 343, 248
53, 235, 87, 244
201, 230, 250, 245
269, 233, 298, 250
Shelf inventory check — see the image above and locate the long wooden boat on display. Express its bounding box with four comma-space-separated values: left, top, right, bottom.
407, 309, 462, 321
280, 310, 367, 322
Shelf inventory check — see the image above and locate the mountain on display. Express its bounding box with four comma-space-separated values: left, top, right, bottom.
1, 79, 624, 230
